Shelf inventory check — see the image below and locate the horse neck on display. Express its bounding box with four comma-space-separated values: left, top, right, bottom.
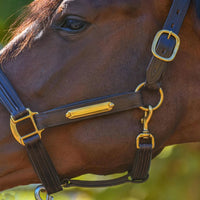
165, 12, 200, 145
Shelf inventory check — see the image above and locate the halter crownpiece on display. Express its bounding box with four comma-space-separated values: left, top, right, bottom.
0, 0, 191, 198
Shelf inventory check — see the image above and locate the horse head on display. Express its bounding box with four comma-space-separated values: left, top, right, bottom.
0, 0, 199, 195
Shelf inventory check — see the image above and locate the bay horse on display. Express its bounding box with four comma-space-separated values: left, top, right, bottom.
0, 0, 200, 198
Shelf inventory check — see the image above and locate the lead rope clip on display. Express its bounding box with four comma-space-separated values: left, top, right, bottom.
136, 105, 155, 149
35, 185, 54, 200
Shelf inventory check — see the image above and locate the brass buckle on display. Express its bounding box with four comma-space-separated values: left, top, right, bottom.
10, 108, 44, 146
151, 29, 180, 62
136, 133, 155, 149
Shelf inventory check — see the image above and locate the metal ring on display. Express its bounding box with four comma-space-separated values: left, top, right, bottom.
135, 82, 164, 111
34, 185, 54, 200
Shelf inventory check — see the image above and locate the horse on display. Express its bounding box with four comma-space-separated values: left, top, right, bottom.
0, 0, 199, 198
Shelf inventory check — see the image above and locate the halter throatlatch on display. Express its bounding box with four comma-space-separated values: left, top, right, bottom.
0, 0, 190, 198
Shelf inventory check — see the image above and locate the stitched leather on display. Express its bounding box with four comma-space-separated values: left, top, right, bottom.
146, 0, 191, 89
62, 173, 148, 188
62, 146, 152, 188
24, 134, 62, 194
35, 91, 142, 130
130, 145, 152, 181
63, 174, 132, 188
0, 69, 26, 118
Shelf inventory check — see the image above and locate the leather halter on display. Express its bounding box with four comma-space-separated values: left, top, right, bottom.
0, 0, 190, 197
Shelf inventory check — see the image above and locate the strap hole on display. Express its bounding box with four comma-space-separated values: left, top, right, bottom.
171, 23, 175, 28
176, 9, 180, 14
161, 49, 166, 54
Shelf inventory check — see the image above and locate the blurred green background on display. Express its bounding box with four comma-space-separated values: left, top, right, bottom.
0, 0, 32, 44
0, 1, 200, 200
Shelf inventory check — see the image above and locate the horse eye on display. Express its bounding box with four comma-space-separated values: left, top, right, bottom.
56, 18, 90, 33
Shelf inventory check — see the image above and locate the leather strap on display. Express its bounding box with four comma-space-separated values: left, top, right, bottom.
195, 0, 200, 18
62, 142, 152, 189
24, 134, 62, 194
130, 144, 152, 181
62, 173, 147, 189
63, 174, 132, 188
0, 69, 26, 118
146, 0, 191, 89
35, 91, 142, 130
0, 68, 62, 194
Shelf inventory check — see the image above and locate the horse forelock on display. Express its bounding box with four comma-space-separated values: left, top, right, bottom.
0, 0, 64, 64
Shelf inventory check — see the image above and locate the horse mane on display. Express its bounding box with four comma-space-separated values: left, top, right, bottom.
0, 0, 63, 64
0, 0, 200, 64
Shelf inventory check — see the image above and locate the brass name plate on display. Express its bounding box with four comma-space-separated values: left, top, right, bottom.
66, 102, 115, 119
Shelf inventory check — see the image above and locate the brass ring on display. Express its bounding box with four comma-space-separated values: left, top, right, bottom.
135, 82, 164, 111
